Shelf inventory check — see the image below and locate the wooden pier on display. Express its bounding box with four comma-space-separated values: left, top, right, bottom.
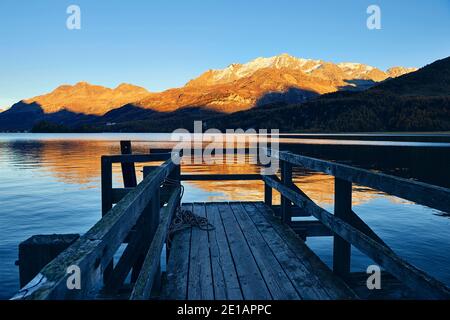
164, 202, 355, 300
12, 142, 450, 300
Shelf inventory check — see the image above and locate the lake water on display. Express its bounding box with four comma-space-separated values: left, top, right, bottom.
1, 133, 450, 299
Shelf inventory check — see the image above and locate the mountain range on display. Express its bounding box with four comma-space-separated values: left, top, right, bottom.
207, 56, 450, 132
1, 54, 448, 133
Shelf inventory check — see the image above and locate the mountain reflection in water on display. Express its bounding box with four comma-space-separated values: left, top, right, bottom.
0, 133, 449, 299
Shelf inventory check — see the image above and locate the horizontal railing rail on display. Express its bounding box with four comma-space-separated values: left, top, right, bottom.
266, 149, 450, 214
263, 148, 450, 299
181, 174, 261, 181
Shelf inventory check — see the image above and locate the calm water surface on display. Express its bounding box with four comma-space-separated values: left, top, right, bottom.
0, 133, 449, 298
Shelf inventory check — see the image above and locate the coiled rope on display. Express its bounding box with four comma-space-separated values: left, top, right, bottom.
164, 177, 215, 247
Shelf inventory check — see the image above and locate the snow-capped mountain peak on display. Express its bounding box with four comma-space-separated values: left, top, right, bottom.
188, 54, 415, 88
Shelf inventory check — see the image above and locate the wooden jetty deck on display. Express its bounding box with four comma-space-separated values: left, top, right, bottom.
12, 141, 450, 300
163, 202, 355, 300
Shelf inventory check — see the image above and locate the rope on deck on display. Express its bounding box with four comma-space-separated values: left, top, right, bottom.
164, 177, 215, 247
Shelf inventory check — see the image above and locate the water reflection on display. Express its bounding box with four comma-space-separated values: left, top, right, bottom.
0, 133, 449, 299
0, 139, 392, 206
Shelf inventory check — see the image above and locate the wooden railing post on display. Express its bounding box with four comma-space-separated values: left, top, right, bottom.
264, 182, 272, 207
101, 157, 113, 216
173, 163, 181, 208
101, 156, 114, 283
120, 140, 137, 188
333, 177, 352, 277
280, 160, 293, 224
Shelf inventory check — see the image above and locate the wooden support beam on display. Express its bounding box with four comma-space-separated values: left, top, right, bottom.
268, 175, 312, 217
105, 154, 171, 163
280, 161, 293, 224
264, 182, 272, 207
333, 178, 352, 277
261, 174, 450, 299
130, 187, 181, 300
131, 188, 160, 283
168, 164, 181, 209
103, 196, 156, 293
180, 174, 261, 181
101, 157, 113, 216
149, 148, 172, 154
120, 141, 137, 188
106, 141, 138, 286
347, 210, 390, 249
273, 174, 389, 247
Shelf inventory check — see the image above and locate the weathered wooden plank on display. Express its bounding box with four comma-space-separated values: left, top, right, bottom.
205, 204, 243, 300
266, 149, 450, 214
253, 202, 357, 300
230, 203, 300, 300
242, 203, 334, 299
130, 187, 181, 300
13, 157, 177, 300
188, 203, 214, 300
163, 204, 192, 300
261, 175, 450, 299
181, 174, 261, 181
333, 178, 352, 277
217, 203, 272, 300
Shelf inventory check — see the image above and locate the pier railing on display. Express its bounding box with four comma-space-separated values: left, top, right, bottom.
262, 148, 450, 299
13, 151, 181, 300
13, 143, 450, 299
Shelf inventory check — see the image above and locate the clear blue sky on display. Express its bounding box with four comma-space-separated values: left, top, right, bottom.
0, 0, 449, 109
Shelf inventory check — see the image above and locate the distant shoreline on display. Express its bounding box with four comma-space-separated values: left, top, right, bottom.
1, 131, 450, 143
